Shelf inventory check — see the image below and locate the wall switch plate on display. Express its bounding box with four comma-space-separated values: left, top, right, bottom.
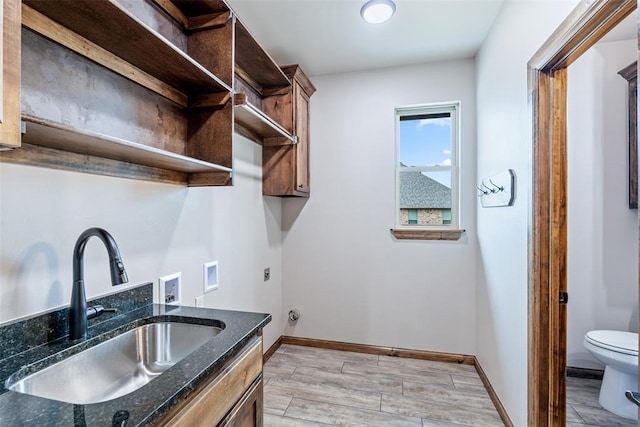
195, 296, 204, 307
203, 261, 219, 293
264, 267, 270, 282
159, 272, 181, 305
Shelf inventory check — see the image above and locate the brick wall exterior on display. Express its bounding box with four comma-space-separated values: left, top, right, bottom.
399, 209, 444, 225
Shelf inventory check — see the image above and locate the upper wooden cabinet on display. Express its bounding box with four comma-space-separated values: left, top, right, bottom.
0, 0, 21, 149
226, 15, 316, 197
263, 65, 316, 197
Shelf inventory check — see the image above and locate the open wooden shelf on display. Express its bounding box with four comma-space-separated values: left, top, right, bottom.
234, 94, 296, 145
18, 115, 232, 175
155, 1, 290, 94
153, 0, 230, 25
7, 0, 311, 190
23, 0, 232, 96
163, 0, 230, 16
15, 1, 235, 187
234, 20, 291, 94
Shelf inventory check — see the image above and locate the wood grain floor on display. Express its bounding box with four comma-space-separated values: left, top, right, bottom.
566, 376, 637, 426
263, 344, 504, 426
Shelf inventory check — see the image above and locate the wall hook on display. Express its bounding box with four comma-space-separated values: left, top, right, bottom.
479, 169, 516, 208
489, 179, 504, 192
482, 181, 497, 193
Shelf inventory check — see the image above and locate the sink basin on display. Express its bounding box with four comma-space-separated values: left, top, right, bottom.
7, 321, 223, 404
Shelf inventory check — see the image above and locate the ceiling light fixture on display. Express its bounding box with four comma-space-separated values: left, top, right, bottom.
360, 0, 396, 24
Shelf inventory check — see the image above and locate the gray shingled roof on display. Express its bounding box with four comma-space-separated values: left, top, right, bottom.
399, 171, 451, 209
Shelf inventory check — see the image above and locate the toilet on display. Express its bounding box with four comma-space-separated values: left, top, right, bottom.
583, 330, 638, 420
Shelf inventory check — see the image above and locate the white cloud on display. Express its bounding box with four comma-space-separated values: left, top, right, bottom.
417, 117, 450, 128
443, 149, 451, 155
440, 158, 451, 166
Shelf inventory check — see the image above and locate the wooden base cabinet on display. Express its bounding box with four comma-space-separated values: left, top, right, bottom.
263, 65, 316, 197
220, 378, 263, 427
0, 0, 21, 149
159, 336, 263, 427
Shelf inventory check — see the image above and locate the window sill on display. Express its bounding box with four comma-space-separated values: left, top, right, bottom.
390, 228, 465, 241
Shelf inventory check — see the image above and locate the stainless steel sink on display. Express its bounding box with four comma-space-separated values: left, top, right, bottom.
7, 321, 223, 404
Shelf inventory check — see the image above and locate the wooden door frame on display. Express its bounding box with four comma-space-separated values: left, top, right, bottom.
528, 0, 636, 425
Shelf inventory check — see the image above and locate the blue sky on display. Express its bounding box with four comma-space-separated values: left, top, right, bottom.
399, 116, 451, 187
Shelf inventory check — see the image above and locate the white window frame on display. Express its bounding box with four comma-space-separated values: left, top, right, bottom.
395, 101, 460, 230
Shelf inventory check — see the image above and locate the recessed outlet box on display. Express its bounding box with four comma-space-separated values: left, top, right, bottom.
264, 267, 270, 282
159, 272, 181, 305
203, 261, 219, 293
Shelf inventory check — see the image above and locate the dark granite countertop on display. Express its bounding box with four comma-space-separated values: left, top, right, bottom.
0, 283, 271, 426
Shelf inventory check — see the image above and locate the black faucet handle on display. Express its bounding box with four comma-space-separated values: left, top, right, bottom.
86, 305, 118, 320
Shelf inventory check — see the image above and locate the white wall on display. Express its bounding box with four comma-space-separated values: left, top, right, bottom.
567, 39, 638, 369
475, 1, 579, 425
0, 135, 285, 351
281, 60, 477, 354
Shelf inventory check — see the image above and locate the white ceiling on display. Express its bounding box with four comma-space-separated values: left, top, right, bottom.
227, 0, 505, 77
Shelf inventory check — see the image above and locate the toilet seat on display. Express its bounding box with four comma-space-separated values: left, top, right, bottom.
585, 330, 638, 356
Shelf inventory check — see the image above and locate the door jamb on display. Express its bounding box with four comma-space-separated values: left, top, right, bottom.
528, 0, 635, 425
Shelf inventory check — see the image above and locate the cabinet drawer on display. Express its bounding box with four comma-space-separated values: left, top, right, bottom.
160, 336, 263, 427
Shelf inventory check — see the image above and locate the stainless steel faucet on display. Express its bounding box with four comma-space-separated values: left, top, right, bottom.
69, 228, 128, 340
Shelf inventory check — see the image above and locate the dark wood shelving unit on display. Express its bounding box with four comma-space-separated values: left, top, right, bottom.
0, 116, 232, 186
234, 20, 290, 94
229, 19, 297, 149
21, 116, 233, 174
234, 94, 296, 145
153, 0, 230, 27
2, 0, 314, 192
0, 0, 21, 149
23, 0, 232, 97
6, 0, 235, 186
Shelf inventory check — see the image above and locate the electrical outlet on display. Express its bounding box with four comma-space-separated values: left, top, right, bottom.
264, 267, 270, 282
195, 296, 204, 307
203, 261, 219, 293
159, 272, 181, 305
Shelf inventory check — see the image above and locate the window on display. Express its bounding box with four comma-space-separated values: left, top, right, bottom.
407, 209, 418, 224
442, 209, 452, 225
395, 102, 459, 232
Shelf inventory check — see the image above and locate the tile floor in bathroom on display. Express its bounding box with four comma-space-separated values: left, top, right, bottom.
262, 344, 504, 426
566, 376, 636, 427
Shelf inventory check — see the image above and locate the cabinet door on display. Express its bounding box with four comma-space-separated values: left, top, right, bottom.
0, 0, 21, 148
220, 378, 263, 427
159, 337, 263, 427
293, 83, 310, 193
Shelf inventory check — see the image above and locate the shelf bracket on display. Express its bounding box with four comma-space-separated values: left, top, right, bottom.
189, 92, 232, 109
187, 12, 232, 32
